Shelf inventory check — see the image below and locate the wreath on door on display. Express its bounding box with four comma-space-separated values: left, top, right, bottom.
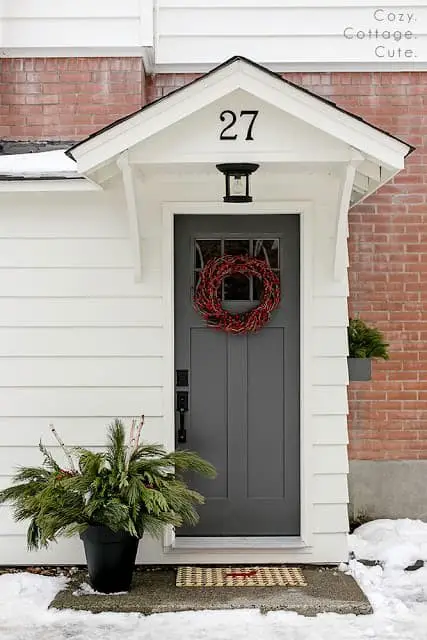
193, 254, 281, 334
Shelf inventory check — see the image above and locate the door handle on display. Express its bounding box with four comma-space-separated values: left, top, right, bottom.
176, 391, 188, 443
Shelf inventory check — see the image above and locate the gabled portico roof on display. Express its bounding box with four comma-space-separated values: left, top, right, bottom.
66, 56, 413, 207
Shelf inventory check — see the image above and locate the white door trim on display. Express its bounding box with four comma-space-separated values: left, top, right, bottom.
161, 200, 314, 555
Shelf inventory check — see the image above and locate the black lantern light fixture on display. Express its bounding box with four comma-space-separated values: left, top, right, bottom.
216, 163, 259, 203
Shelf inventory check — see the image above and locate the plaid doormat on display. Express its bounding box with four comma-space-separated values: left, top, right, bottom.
176, 566, 307, 587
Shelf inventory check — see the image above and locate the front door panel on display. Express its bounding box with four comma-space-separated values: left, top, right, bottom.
174, 215, 300, 536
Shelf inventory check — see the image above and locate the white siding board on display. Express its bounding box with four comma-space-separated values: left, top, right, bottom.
313, 446, 349, 475
313, 327, 349, 357
0, 298, 163, 327
0, 510, 25, 537
0, 417, 166, 447
160, 6, 427, 36
0, 239, 133, 268
313, 474, 349, 504
313, 504, 349, 534
2, 0, 141, 18
159, 0, 426, 6
0, 196, 128, 238
5, 20, 141, 48
313, 297, 348, 328
0, 327, 164, 357
312, 358, 348, 386
312, 415, 349, 446
0, 536, 86, 566
0, 269, 161, 297
0, 388, 162, 418
312, 386, 348, 415
0, 357, 163, 387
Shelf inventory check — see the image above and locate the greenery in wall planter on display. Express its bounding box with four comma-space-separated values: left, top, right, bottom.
347, 317, 390, 382
0, 417, 215, 593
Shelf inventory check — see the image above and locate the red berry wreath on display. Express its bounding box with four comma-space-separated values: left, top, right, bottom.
193, 254, 281, 334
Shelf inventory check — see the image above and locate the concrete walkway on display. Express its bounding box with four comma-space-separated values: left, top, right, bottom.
51, 567, 372, 617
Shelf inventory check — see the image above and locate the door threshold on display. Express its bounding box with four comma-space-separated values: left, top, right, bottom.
171, 536, 308, 551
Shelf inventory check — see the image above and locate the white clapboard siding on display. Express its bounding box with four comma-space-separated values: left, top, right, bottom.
312, 415, 349, 446
0, 327, 164, 357
312, 357, 348, 386
0, 416, 166, 447
156, 1, 427, 67
0, 195, 128, 238
0, 269, 161, 297
313, 297, 348, 328
0, 357, 163, 387
313, 446, 349, 475
0, 239, 133, 268
0, 0, 153, 51
0, 510, 31, 536
313, 504, 349, 533
312, 386, 348, 416
0, 536, 86, 566
313, 327, 349, 357
0, 297, 163, 327
0, 388, 163, 418
313, 474, 349, 504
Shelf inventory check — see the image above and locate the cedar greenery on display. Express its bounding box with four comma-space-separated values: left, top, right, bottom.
348, 317, 390, 360
0, 418, 216, 550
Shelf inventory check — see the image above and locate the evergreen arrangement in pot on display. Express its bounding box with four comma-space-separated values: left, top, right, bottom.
0, 417, 215, 593
347, 317, 389, 381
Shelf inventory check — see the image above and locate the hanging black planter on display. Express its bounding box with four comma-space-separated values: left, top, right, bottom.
80, 526, 140, 593
348, 357, 372, 382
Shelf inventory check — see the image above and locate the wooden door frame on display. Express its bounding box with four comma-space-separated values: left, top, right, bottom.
162, 200, 314, 556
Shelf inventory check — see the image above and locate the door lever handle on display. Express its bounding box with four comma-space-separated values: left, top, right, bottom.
176, 391, 188, 444
178, 409, 187, 444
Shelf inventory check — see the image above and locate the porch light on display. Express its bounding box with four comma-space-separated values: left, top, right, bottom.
216, 163, 259, 203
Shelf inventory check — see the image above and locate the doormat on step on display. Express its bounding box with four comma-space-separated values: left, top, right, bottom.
176, 566, 307, 587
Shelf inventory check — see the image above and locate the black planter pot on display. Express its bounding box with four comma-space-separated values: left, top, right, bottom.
80, 526, 140, 593
348, 357, 372, 382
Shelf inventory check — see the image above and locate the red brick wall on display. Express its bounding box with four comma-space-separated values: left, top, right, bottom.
0, 58, 145, 140
1, 60, 426, 461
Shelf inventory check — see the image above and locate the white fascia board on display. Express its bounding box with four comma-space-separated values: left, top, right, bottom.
0, 179, 100, 193
71, 58, 410, 175
154, 61, 427, 74
240, 63, 410, 169
71, 64, 239, 173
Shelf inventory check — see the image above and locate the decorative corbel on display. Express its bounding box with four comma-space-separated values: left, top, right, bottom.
333, 153, 364, 281
116, 151, 143, 282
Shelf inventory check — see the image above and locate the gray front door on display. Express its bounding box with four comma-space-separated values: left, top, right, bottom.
174, 215, 300, 536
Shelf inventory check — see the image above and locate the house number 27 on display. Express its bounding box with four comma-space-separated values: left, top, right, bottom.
219, 110, 259, 141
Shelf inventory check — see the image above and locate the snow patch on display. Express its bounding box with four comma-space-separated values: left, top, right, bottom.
349, 518, 427, 569
73, 582, 128, 597
0, 150, 79, 176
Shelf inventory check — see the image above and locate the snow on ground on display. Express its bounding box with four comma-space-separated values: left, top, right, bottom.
349, 518, 427, 568
0, 519, 427, 640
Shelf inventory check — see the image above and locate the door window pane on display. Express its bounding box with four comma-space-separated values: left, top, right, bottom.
224, 239, 250, 256
254, 239, 279, 269
194, 240, 221, 269
224, 274, 250, 301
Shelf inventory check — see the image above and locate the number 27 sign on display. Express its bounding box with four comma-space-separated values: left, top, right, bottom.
219, 110, 259, 141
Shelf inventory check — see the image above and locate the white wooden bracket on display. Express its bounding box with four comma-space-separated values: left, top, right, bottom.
333, 152, 364, 281
117, 151, 143, 282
